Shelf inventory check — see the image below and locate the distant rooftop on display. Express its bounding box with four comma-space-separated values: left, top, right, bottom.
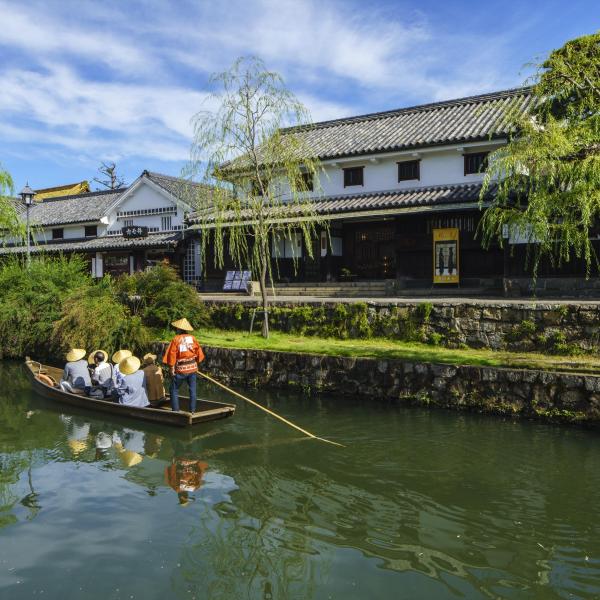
34, 180, 91, 200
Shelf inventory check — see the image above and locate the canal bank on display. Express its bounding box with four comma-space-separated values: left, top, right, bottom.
187, 345, 600, 426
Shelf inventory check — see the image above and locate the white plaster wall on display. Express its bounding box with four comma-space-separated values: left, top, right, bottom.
33, 225, 86, 242
277, 141, 504, 200
104, 182, 184, 232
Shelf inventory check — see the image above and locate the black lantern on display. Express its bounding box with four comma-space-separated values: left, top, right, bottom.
20, 183, 36, 206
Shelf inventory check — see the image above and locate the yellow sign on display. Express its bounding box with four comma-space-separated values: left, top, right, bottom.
433, 228, 459, 284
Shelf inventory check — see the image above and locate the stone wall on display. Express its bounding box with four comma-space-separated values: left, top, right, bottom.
205, 299, 600, 352
199, 346, 600, 426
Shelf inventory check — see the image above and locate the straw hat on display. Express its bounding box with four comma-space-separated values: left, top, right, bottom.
68, 439, 87, 455
119, 356, 141, 375
112, 349, 132, 364
120, 449, 143, 467
88, 349, 108, 365
171, 318, 194, 332
142, 353, 157, 365
66, 348, 86, 362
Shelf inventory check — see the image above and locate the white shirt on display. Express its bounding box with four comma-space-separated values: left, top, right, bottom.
93, 361, 112, 387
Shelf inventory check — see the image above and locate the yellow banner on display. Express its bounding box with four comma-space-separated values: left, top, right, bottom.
433, 228, 459, 284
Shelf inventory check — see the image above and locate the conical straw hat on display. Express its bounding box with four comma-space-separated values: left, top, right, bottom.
88, 349, 108, 365
112, 349, 132, 364
68, 439, 87, 455
119, 356, 141, 376
66, 348, 86, 362
120, 449, 143, 467
142, 353, 157, 365
171, 318, 194, 332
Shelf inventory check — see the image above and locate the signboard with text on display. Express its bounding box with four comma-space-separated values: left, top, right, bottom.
122, 225, 149, 238
433, 228, 459, 284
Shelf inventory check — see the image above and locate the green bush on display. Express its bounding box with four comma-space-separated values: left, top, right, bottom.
116, 263, 208, 330
0, 256, 91, 359
51, 277, 151, 356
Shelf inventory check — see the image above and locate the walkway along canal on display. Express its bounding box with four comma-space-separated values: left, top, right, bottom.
2, 361, 600, 598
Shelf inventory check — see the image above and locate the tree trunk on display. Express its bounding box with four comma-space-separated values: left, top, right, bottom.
259, 258, 269, 338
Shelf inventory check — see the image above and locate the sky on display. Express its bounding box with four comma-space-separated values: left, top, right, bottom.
0, 0, 598, 191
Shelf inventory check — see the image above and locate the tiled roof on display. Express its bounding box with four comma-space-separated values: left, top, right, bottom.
291, 88, 533, 160
143, 171, 212, 206
25, 189, 122, 226
188, 182, 492, 225
225, 87, 533, 169
0, 231, 182, 255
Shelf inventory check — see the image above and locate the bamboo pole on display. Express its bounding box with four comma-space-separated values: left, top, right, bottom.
197, 371, 345, 447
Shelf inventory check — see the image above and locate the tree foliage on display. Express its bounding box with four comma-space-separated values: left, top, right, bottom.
187, 57, 327, 337
480, 32, 600, 278
0, 164, 24, 238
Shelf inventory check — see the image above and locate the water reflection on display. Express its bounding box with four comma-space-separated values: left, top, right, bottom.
2, 362, 600, 599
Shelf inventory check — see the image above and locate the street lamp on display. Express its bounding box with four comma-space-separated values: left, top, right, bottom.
20, 183, 36, 266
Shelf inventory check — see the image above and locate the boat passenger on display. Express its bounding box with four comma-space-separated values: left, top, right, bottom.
109, 349, 131, 400
88, 350, 112, 397
162, 318, 205, 413
115, 356, 149, 408
142, 353, 166, 405
60, 348, 92, 393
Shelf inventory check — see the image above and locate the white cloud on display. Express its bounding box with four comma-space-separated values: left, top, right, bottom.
0, 0, 526, 169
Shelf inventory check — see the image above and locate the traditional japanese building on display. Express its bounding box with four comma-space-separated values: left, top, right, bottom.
189, 87, 540, 294
2, 171, 205, 284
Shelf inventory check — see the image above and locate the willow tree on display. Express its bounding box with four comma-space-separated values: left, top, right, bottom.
188, 57, 325, 337
0, 164, 23, 238
480, 32, 600, 279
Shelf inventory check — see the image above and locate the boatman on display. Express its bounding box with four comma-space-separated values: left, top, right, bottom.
162, 318, 205, 413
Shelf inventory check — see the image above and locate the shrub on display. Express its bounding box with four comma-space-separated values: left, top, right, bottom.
116, 263, 208, 330
51, 277, 152, 356
0, 255, 91, 359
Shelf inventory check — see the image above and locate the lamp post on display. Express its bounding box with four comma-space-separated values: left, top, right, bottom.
20, 183, 36, 266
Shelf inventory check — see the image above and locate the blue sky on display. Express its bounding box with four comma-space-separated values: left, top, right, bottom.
0, 0, 598, 191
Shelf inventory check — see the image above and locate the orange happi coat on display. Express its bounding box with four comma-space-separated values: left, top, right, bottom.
162, 333, 205, 374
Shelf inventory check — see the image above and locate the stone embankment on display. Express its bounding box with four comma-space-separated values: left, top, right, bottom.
205, 299, 600, 353
200, 346, 600, 425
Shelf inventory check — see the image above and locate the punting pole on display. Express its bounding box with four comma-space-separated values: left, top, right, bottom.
197, 371, 345, 447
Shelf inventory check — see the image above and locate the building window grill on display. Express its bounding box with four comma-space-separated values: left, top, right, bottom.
343, 166, 364, 187
397, 160, 420, 182
464, 152, 488, 175
161, 216, 172, 231
52, 228, 64, 240
117, 206, 176, 218
84, 225, 97, 237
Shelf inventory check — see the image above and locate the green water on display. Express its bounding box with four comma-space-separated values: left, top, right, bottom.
1, 363, 600, 599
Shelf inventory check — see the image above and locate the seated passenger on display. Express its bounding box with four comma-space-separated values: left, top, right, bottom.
115, 356, 149, 408
60, 348, 92, 393
142, 353, 166, 405
109, 349, 131, 400
88, 350, 112, 398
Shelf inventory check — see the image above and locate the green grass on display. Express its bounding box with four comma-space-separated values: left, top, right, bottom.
194, 329, 600, 374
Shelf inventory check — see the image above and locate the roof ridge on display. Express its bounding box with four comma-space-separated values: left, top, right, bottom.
284, 86, 533, 133
38, 188, 125, 203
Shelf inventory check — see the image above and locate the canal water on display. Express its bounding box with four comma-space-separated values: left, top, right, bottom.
1, 363, 600, 599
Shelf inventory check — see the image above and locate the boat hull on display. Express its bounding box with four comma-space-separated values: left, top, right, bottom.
25, 358, 235, 427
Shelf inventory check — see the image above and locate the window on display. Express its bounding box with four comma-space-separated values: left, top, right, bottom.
464, 152, 488, 175
343, 166, 364, 187
161, 216, 172, 231
52, 228, 64, 240
297, 172, 313, 192
397, 160, 420, 182
271, 232, 303, 258
84, 225, 97, 237
252, 178, 269, 196
123, 219, 134, 227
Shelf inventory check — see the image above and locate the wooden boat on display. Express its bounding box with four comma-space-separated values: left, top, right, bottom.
25, 358, 235, 427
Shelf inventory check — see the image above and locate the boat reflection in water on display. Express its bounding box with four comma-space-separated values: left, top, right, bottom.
57, 413, 236, 507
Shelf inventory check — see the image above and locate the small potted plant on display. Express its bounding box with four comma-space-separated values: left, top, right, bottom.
339, 267, 357, 282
